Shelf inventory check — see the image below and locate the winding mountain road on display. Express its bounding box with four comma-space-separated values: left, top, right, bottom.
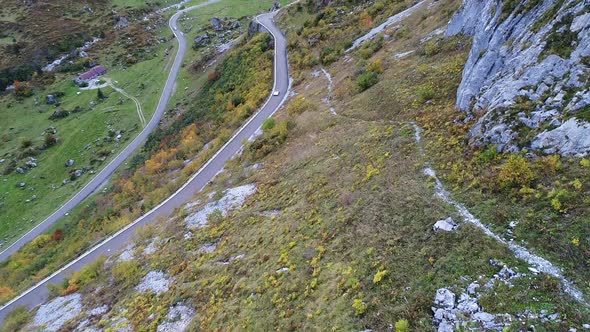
0, 0, 220, 262
0, 5, 290, 324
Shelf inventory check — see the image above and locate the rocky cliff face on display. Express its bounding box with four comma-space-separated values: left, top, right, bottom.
446, 0, 590, 156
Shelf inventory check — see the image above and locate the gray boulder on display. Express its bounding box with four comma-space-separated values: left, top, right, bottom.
270, 1, 280, 11
434, 288, 456, 309
46, 94, 57, 104
247, 20, 266, 38
210, 17, 223, 31
65, 159, 75, 167
194, 33, 210, 47
114, 16, 129, 29
25, 158, 37, 168
532, 118, 590, 156
433, 217, 459, 232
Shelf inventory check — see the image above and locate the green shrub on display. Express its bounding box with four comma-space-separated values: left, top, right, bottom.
320, 47, 339, 65
476, 145, 499, 164
248, 119, 294, 160
416, 83, 436, 103
262, 118, 276, 132
395, 319, 410, 332
541, 14, 577, 59
356, 71, 379, 92
358, 36, 383, 59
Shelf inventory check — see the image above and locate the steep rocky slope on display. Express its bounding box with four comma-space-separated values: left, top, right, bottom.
447, 0, 590, 155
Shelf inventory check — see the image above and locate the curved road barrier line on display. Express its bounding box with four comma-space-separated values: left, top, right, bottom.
0, 0, 222, 262
0, 6, 291, 324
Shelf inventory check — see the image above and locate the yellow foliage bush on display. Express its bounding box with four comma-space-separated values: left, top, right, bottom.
286, 95, 317, 115
373, 269, 387, 284
366, 59, 384, 74
498, 155, 536, 188
352, 297, 367, 316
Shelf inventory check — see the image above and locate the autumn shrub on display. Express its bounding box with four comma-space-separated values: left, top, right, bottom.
366, 59, 384, 74
51, 229, 63, 241
497, 154, 536, 188
112, 260, 143, 287
416, 83, 436, 103
247, 119, 294, 160
536, 154, 561, 175
548, 188, 571, 213
45, 133, 58, 146
352, 297, 367, 316
0, 286, 15, 303
64, 256, 105, 295
423, 39, 442, 57
286, 95, 317, 115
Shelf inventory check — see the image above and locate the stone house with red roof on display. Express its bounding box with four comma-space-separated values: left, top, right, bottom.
73, 65, 107, 86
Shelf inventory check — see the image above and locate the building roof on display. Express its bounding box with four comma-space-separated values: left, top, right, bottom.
78, 65, 106, 81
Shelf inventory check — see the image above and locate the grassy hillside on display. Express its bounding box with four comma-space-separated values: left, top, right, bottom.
3, 0, 590, 331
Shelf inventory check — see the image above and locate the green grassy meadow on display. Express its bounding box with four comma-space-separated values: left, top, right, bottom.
0, 8, 179, 248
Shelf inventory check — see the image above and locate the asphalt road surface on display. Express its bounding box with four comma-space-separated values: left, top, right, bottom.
0, 6, 290, 324
0, 0, 221, 262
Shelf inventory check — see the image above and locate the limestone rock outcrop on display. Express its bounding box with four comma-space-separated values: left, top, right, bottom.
447, 0, 590, 155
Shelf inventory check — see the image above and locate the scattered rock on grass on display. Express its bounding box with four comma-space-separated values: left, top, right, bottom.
432, 264, 562, 331
156, 304, 195, 332
135, 271, 172, 295
184, 184, 256, 229
118, 244, 134, 262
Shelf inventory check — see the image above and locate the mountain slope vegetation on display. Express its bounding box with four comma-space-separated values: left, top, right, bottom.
3, 0, 590, 331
